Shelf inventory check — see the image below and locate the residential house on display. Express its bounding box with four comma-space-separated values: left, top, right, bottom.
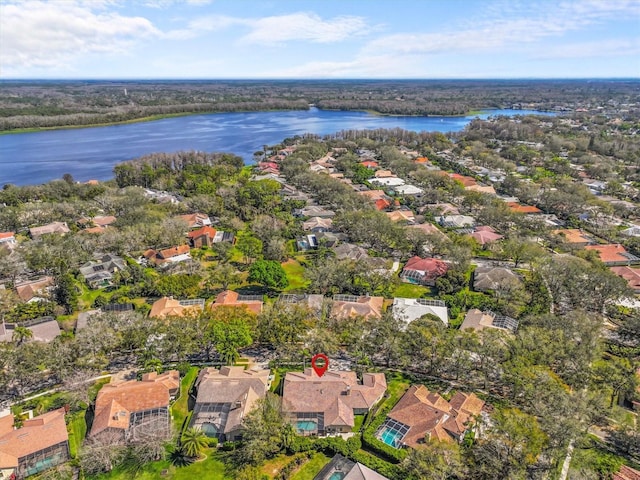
450, 173, 477, 187
15, 277, 54, 302
79, 254, 126, 289
29, 222, 70, 238
470, 227, 503, 246
143, 245, 191, 266
422, 203, 460, 216
186, 226, 234, 248
392, 184, 424, 196
315, 232, 343, 248
141, 370, 180, 399
621, 225, 640, 237
149, 297, 205, 319
210, 290, 263, 314
466, 184, 497, 195
473, 267, 522, 292
386, 210, 415, 224
374, 170, 395, 178
0, 407, 69, 479
20, 317, 61, 343
303, 217, 334, 233
376, 385, 484, 448
295, 206, 336, 218
360, 160, 379, 169
460, 309, 519, 333
407, 223, 449, 241
437, 215, 475, 229
0, 232, 16, 248
90, 215, 117, 230
610, 266, 640, 293
392, 298, 448, 325
283, 368, 387, 436
297, 234, 319, 251
90, 371, 178, 443
401, 256, 448, 286
507, 202, 542, 214
369, 177, 405, 187
358, 190, 389, 202
613, 465, 640, 480
331, 295, 383, 320
333, 243, 369, 262
314, 454, 389, 480
279, 294, 325, 314
585, 244, 640, 266
191, 366, 271, 441
552, 229, 592, 246
176, 213, 212, 229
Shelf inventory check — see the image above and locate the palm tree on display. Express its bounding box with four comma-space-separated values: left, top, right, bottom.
168, 445, 195, 467
13, 326, 32, 346
181, 427, 209, 458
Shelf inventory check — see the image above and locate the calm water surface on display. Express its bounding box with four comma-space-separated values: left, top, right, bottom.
0, 108, 552, 186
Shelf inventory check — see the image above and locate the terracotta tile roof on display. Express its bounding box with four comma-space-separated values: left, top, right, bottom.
149, 297, 203, 318
142, 370, 180, 396
613, 465, 640, 480
470, 230, 503, 245
283, 369, 386, 430
402, 256, 448, 282
177, 213, 210, 228
211, 290, 263, 314
29, 222, 70, 237
414, 157, 429, 164
331, 296, 384, 320
384, 385, 484, 448
158, 244, 191, 259
360, 161, 378, 168
507, 202, 542, 214
15, 277, 54, 302
585, 244, 637, 264
553, 229, 591, 244
0, 408, 68, 464
90, 376, 172, 437
610, 266, 640, 292
407, 223, 448, 239
375, 198, 391, 211
386, 211, 415, 223
93, 216, 117, 227
0, 232, 15, 240
358, 190, 387, 201
187, 226, 217, 239
374, 169, 395, 178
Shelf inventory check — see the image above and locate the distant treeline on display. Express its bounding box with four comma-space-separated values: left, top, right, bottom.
1, 79, 639, 131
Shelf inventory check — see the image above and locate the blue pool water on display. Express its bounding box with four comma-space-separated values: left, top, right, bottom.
378, 427, 404, 448
329, 473, 345, 480
296, 420, 317, 432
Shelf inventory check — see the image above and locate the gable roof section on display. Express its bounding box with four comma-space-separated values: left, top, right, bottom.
211, 290, 263, 314
331, 295, 384, 319
585, 244, 639, 265
15, 277, 54, 302
283, 369, 386, 429
91, 377, 172, 437
0, 408, 68, 464
552, 229, 592, 244
610, 266, 640, 292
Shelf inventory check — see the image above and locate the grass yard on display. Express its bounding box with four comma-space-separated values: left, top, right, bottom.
392, 283, 432, 298
67, 410, 87, 458
384, 372, 412, 407
171, 367, 199, 433
353, 415, 365, 432
261, 454, 295, 478
88, 450, 230, 480
291, 453, 331, 480
281, 259, 310, 292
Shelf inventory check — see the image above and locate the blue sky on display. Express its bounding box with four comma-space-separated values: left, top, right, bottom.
1, 0, 639, 79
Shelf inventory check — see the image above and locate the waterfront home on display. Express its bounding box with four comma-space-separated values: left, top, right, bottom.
191, 366, 271, 441
283, 369, 386, 436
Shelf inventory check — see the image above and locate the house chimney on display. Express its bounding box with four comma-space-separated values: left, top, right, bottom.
346, 386, 351, 396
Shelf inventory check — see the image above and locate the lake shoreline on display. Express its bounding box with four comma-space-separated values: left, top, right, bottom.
0, 107, 530, 135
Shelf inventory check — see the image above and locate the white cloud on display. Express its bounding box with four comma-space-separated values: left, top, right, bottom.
533, 38, 640, 59
165, 11, 373, 44
143, 0, 213, 8
0, 1, 159, 72
364, 0, 640, 57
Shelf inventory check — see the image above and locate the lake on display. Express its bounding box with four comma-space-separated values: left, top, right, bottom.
0, 107, 553, 186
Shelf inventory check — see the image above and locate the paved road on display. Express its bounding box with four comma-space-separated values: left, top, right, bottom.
559, 439, 575, 480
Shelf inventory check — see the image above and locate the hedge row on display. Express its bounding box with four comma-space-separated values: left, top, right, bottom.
361, 402, 408, 463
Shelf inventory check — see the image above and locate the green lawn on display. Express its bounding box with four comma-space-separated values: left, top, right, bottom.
88, 450, 230, 480
67, 410, 87, 459
261, 454, 295, 478
392, 283, 432, 298
353, 415, 365, 432
291, 453, 331, 480
171, 367, 199, 433
281, 259, 310, 292
384, 372, 412, 407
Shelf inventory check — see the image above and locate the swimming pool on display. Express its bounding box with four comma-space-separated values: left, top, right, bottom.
296, 420, 317, 432
328, 473, 345, 480
377, 426, 404, 448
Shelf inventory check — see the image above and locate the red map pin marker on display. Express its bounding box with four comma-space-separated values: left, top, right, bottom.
311, 353, 329, 377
